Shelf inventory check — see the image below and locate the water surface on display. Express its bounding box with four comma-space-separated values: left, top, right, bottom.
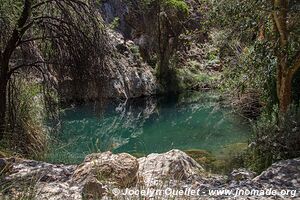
45, 92, 250, 164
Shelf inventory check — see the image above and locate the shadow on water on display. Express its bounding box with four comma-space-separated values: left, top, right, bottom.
44, 91, 251, 166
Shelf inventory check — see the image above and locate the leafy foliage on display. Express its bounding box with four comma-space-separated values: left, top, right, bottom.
204, 0, 300, 170
141, 0, 189, 13
222, 41, 277, 105
206, 0, 300, 107
246, 106, 300, 172
162, 0, 189, 14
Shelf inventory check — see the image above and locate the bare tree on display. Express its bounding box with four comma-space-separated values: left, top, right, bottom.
0, 0, 109, 139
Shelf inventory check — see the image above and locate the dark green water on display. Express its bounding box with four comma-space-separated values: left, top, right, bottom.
45, 92, 251, 164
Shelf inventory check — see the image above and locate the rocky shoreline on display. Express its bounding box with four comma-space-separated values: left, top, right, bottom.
0, 150, 299, 199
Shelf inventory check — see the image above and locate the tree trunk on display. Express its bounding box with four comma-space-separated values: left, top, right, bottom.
158, 38, 172, 82
0, 0, 32, 140
0, 76, 7, 140
278, 74, 292, 113
273, 0, 291, 113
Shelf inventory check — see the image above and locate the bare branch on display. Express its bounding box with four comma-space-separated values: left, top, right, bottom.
32, 0, 55, 9
7, 61, 55, 78
18, 36, 61, 45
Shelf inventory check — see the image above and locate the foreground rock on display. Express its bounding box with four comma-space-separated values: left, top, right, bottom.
138, 149, 204, 186
72, 152, 138, 187
0, 151, 299, 200
253, 158, 300, 189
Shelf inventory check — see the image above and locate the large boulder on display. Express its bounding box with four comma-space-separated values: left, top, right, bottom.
0, 158, 77, 200
225, 158, 300, 199
138, 149, 204, 186
72, 152, 139, 187
253, 158, 300, 189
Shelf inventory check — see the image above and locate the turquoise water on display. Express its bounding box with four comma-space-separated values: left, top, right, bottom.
45, 92, 250, 164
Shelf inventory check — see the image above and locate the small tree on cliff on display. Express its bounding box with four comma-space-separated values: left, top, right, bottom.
0, 0, 107, 140
142, 0, 189, 90
157, 0, 189, 90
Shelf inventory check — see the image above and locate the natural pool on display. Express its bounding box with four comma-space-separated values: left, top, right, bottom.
45, 92, 251, 164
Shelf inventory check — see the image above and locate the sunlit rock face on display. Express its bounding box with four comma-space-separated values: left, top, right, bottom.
0, 150, 204, 200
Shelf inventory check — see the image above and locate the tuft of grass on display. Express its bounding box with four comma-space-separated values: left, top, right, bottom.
2, 76, 53, 161
0, 174, 40, 200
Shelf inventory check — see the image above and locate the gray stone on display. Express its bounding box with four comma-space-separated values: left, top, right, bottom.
72, 152, 139, 187
58, 29, 158, 103
82, 178, 106, 200
253, 158, 300, 189
138, 149, 204, 186
1, 152, 299, 200
228, 168, 256, 182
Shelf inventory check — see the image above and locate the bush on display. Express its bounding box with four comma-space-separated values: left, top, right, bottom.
162, 0, 189, 14
246, 105, 300, 173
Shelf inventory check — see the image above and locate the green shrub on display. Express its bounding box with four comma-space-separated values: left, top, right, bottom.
141, 0, 189, 14
162, 0, 189, 14
245, 105, 300, 173
109, 17, 120, 30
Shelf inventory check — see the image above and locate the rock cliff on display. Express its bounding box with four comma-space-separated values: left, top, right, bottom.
57, 29, 157, 103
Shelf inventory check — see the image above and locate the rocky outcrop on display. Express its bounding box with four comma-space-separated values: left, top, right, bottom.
0, 151, 299, 200
100, 0, 206, 65
0, 158, 78, 200
99, 0, 222, 92
58, 29, 157, 103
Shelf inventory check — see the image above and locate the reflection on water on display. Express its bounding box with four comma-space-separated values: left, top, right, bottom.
45, 92, 250, 164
